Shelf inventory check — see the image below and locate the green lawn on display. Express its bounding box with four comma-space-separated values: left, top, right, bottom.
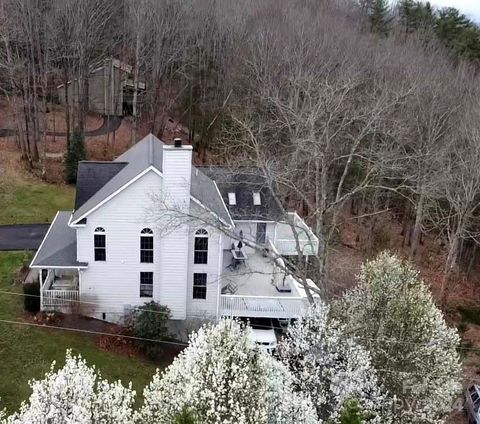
0, 252, 161, 414
0, 176, 74, 224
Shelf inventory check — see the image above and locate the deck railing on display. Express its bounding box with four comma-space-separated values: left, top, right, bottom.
220, 294, 307, 318
273, 212, 319, 256
42, 289, 79, 308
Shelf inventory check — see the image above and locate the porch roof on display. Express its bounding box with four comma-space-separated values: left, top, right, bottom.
30, 211, 88, 268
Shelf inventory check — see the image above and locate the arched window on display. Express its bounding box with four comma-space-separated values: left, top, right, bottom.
194, 229, 208, 264
94, 227, 106, 261
140, 228, 154, 263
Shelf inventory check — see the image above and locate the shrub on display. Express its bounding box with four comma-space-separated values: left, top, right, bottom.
339, 399, 367, 424
23, 282, 40, 313
132, 301, 171, 360
173, 407, 198, 424
64, 130, 86, 184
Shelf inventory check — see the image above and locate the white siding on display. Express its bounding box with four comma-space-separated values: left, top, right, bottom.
76, 170, 190, 321
160, 145, 192, 319
186, 215, 222, 319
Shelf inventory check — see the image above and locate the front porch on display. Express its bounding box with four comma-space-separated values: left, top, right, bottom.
41, 269, 80, 311
29, 211, 87, 312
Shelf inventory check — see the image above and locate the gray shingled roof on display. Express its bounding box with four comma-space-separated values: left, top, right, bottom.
75, 162, 127, 210
191, 167, 232, 225
30, 212, 88, 268
71, 134, 232, 226
199, 166, 285, 221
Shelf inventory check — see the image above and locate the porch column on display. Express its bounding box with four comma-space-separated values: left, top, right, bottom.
39, 269, 43, 311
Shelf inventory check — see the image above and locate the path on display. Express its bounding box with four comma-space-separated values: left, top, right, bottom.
0, 115, 122, 139
0, 224, 50, 250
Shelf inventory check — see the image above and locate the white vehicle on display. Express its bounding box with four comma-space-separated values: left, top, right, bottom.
246, 318, 277, 353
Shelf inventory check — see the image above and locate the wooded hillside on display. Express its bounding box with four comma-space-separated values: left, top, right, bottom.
1, 0, 480, 304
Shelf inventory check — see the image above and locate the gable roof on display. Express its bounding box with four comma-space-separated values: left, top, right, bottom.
71, 134, 232, 227
191, 167, 232, 225
198, 166, 285, 221
71, 134, 163, 222
75, 162, 127, 210
30, 211, 88, 268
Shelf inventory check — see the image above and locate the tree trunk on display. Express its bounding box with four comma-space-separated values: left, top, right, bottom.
409, 189, 425, 260
63, 72, 70, 147
131, 30, 140, 146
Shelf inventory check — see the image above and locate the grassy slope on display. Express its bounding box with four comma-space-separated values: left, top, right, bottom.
0, 175, 75, 224
0, 254, 160, 414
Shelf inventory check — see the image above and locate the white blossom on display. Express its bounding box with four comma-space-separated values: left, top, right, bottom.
335, 252, 462, 423
279, 303, 393, 423
139, 319, 317, 424
4, 350, 135, 424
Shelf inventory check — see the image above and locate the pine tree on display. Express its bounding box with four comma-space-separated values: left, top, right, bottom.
369, 0, 392, 36
435, 7, 476, 56
64, 130, 86, 184
398, 0, 415, 32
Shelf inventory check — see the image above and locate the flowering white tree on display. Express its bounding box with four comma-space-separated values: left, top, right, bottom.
140, 319, 318, 424
279, 303, 393, 423
4, 350, 136, 424
334, 252, 462, 423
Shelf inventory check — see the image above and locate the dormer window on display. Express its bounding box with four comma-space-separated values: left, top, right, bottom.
228, 192, 236, 206
253, 192, 261, 206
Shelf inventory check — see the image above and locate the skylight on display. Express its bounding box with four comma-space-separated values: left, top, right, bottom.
228, 192, 236, 205
253, 192, 261, 206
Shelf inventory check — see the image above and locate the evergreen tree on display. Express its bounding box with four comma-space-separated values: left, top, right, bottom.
339, 399, 367, 424
369, 0, 392, 36
398, 0, 415, 32
64, 130, 86, 184
399, 0, 436, 33
434, 7, 479, 58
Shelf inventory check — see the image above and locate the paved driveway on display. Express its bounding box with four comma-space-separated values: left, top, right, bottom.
0, 224, 50, 250
0, 115, 122, 139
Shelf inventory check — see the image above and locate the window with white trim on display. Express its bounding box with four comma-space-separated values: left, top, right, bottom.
140, 272, 153, 298
94, 227, 106, 261
193, 273, 207, 299
194, 229, 208, 264
140, 228, 154, 263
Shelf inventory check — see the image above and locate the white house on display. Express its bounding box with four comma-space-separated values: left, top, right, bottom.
30, 134, 319, 323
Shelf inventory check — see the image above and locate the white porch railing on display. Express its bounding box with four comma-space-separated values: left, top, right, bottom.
220, 295, 308, 319
274, 239, 318, 256
42, 289, 79, 308
41, 270, 79, 309
273, 212, 319, 256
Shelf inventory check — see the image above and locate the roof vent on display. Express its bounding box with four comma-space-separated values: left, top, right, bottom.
228, 192, 236, 206
173, 138, 182, 148
253, 192, 261, 206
